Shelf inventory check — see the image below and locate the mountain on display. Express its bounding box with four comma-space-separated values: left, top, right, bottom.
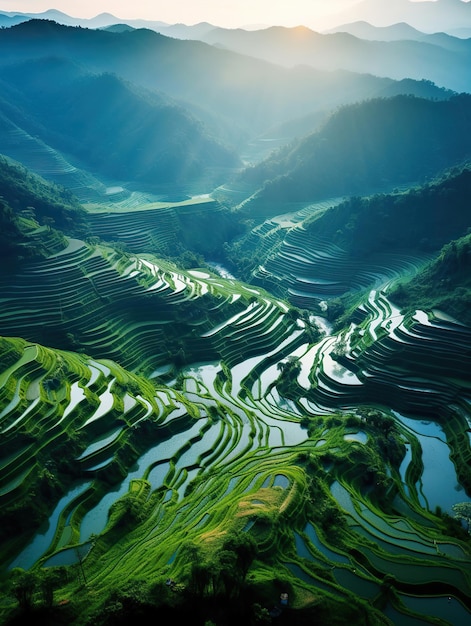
0, 55, 239, 190
325, 20, 429, 40
389, 230, 471, 324
198, 24, 471, 93
0, 13, 27, 28
236, 94, 471, 216
154, 21, 218, 39
334, 0, 471, 34
0, 20, 455, 150
101, 23, 136, 33
325, 20, 471, 51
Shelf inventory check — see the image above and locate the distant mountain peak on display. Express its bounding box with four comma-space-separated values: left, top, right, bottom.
336, 0, 471, 33
36, 9, 71, 18
325, 20, 427, 40
94, 12, 120, 19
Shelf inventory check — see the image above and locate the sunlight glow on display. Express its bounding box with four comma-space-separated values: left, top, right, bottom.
0, 0, 368, 29
2, 0, 470, 32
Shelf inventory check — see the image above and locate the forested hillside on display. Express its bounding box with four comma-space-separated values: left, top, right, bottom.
0, 156, 87, 262
236, 94, 471, 216
302, 166, 471, 257
0, 156, 86, 228
389, 232, 471, 325
0, 58, 239, 187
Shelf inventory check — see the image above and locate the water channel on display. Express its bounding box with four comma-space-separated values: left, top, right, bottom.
8, 482, 92, 570
393, 411, 469, 514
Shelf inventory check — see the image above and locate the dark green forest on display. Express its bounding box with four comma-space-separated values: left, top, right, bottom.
236, 95, 471, 215
303, 166, 471, 256
390, 233, 471, 324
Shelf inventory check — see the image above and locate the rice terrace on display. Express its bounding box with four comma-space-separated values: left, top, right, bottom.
1, 3, 471, 625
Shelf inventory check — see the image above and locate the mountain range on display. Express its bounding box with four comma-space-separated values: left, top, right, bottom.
0, 18, 458, 195
0, 8, 471, 92
1, 0, 471, 35
1, 6, 471, 92
337, 0, 471, 35
197, 24, 471, 92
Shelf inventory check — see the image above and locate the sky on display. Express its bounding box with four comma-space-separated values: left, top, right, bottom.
0, 0, 469, 30
0, 1, 386, 29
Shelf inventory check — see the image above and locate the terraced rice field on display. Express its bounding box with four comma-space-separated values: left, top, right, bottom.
231, 197, 435, 311
1, 227, 470, 624
0, 121, 108, 202
257, 229, 432, 304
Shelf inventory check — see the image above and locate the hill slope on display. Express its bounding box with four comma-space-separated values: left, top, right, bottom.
236, 94, 471, 216
0, 57, 239, 189
302, 165, 471, 257
0, 155, 87, 262
224, 165, 471, 315
0, 19, 454, 143
200, 24, 471, 92
389, 231, 471, 324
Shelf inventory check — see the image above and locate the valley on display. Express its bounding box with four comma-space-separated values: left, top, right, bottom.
1, 157, 470, 626
0, 10, 471, 626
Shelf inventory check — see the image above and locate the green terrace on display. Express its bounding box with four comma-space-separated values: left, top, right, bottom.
261, 230, 432, 303
1, 316, 471, 624
85, 196, 239, 260
0, 233, 470, 624
0, 237, 302, 374
0, 123, 107, 203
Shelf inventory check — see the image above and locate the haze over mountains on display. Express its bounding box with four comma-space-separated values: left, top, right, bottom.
0, 8, 469, 234
1, 2, 470, 93
338, 0, 471, 36
0, 18, 459, 198
0, 55, 239, 187
197, 24, 471, 92
1, 0, 471, 35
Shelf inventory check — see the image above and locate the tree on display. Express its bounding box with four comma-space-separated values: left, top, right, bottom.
38, 567, 65, 607
10, 568, 37, 610
222, 532, 258, 581
452, 502, 471, 533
